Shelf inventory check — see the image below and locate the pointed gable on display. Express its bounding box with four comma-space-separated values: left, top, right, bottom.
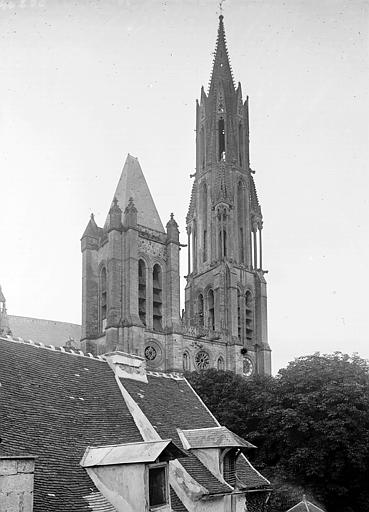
109, 154, 164, 233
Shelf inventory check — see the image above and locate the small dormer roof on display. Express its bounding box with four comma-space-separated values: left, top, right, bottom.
178, 426, 256, 450
81, 439, 187, 468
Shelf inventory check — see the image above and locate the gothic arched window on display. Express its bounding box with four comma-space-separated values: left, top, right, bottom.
238, 122, 244, 167
202, 183, 208, 262
183, 352, 190, 371
245, 290, 253, 343
138, 259, 146, 326
237, 181, 245, 264
99, 266, 107, 332
237, 289, 242, 341
217, 356, 225, 371
197, 293, 204, 327
208, 289, 215, 331
153, 264, 163, 331
218, 118, 225, 161
200, 126, 205, 170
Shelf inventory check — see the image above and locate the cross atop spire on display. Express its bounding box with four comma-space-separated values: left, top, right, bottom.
209, 15, 235, 94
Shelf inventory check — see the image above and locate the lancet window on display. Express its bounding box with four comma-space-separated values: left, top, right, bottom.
99, 266, 107, 332
197, 293, 204, 327
217, 356, 225, 371
208, 289, 215, 331
138, 259, 146, 326
245, 290, 254, 343
218, 118, 225, 161
153, 264, 163, 331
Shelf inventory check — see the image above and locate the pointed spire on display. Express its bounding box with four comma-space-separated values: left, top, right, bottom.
209, 15, 235, 94
108, 196, 122, 232
166, 213, 179, 243
81, 213, 99, 239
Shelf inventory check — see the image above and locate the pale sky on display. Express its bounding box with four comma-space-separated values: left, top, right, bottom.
0, 0, 368, 373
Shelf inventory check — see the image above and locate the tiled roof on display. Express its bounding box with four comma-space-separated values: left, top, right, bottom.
170, 488, 189, 512
8, 315, 81, 348
180, 426, 256, 449
0, 337, 142, 512
121, 374, 270, 492
286, 499, 326, 512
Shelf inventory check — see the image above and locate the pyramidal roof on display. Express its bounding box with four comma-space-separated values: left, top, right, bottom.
107, 154, 164, 233
209, 15, 235, 93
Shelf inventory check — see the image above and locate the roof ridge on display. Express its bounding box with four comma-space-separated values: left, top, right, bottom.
147, 370, 185, 380
0, 334, 106, 363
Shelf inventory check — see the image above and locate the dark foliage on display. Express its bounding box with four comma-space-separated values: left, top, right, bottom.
186, 353, 369, 512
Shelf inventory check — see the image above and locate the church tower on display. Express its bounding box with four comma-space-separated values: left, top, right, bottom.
184, 15, 271, 375
80, 15, 271, 376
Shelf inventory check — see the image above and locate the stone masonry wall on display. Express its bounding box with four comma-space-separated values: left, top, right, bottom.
0, 456, 35, 512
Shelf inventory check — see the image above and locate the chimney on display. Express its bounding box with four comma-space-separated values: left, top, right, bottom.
0, 455, 36, 512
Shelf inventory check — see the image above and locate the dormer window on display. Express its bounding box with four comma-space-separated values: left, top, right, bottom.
148, 463, 168, 509
222, 448, 239, 487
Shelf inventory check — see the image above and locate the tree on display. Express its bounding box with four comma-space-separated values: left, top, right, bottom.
186, 353, 369, 512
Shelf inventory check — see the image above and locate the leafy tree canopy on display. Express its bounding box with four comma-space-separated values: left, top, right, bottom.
186, 352, 369, 512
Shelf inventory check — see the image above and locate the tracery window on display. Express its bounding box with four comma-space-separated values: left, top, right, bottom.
195, 350, 210, 370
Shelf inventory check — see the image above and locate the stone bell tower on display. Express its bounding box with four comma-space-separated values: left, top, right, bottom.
184, 15, 271, 376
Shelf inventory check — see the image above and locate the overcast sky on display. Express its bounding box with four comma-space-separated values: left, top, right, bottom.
0, 0, 368, 373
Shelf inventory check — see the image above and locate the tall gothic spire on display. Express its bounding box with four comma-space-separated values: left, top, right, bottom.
209, 15, 235, 94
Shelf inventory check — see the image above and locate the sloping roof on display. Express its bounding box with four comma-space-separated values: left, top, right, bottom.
8, 315, 81, 348
0, 286, 5, 302
120, 373, 270, 492
179, 426, 256, 449
286, 498, 326, 512
0, 337, 142, 512
81, 439, 186, 467
107, 154, 164, 233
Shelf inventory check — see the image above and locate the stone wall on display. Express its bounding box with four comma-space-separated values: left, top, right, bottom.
0, 456, 35, 512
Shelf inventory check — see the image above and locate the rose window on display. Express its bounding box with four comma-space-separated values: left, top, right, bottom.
195, 350, 210, 370
144, 345, 157, 361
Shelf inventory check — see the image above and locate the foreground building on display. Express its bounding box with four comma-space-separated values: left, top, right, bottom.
0, 335, 271, 511
81, 15, 271, 377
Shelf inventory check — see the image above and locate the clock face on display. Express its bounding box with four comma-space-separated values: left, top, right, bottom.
243, 358, 253, 377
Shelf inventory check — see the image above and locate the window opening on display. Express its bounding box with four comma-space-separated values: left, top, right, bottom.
245, 291, 253, 343
200, 126, 205, 170
218, 118, 225, 161
223, 229, 227, 257
238, 122, 243, 167
183, 352, 190, 371
153, 264, 163, 331
223, 450, 237, 486
217, 356, 225, 371
100, 267, 107, 332
138, 259, 146, 326
237, 290, 242, 341
208, 289, 215, 331
149, 465, 167, 508
198, 293, 204, 327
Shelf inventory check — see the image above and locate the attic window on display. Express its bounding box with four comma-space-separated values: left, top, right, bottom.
149, 464, 168, 509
